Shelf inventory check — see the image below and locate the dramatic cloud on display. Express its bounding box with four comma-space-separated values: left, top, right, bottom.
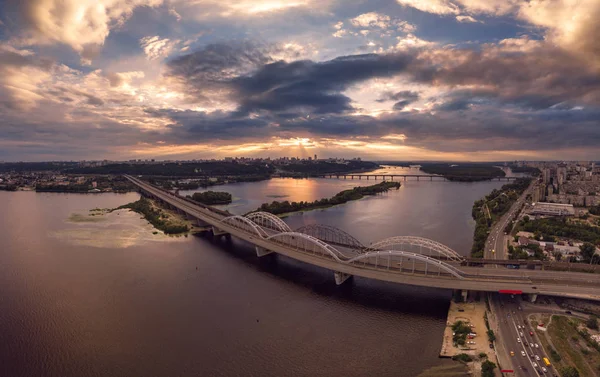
0, 0, 599, 160
7, 0, 164, 63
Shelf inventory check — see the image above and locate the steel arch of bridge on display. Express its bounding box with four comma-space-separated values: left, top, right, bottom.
347, 250, 465, 279
295, 224, 365, 250
221, 215, 270, 238
266, 232, 351, 260
245, 212, 292, 233
265, 232, 464, 279
368, 236, 464, 262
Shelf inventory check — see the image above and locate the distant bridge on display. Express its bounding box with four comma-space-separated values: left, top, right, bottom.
313, 174, 520, 181
125, 175, 600, 301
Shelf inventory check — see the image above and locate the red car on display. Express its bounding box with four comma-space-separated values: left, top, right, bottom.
529, 331, 533, 336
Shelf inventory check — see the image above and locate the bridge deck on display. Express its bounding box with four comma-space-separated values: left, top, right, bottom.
125, 175, 600, 301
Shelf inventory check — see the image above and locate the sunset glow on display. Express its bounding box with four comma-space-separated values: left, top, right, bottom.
0, 0, 599, 161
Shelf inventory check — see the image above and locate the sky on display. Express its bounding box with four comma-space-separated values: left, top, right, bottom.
0, 0, 599, 162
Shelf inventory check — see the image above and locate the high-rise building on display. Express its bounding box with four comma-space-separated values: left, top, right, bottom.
314, 154, 317, 161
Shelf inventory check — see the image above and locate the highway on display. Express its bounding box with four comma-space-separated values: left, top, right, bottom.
492, 294, 556, 377
484, 182, 534, 262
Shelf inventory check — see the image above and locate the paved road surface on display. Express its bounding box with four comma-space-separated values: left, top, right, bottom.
493, 294, 556, 377
484, 182, 533, 262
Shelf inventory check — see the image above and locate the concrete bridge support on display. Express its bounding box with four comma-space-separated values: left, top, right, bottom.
212, 226, 230, 237
255, 246, 273, 257
461, 289, 469, 302
530, 294, 538, 303
334, 271, 352, 285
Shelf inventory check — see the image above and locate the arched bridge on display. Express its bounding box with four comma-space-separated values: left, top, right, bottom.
125, 175, 600, 301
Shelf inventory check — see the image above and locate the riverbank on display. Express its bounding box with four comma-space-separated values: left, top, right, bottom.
113, 197, 192, 235
440, 299, 498, 376
253, 181, 400, 216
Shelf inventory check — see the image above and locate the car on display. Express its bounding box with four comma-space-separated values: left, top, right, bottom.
517, 325, 521, 329
533, 362, 538, 368
535, 355, 541, 361
510, 351, 515, 356
517, 338, 521, 343
530, 331, 534, 336
542, 367, 548, 373
521, 351, 526, 357
565, 311, 572, 314
524, 341, 528, 346
489, 343, 494, 349
520, 332, 524, 337
534, 343, 539, 348
532, 286, 537, 289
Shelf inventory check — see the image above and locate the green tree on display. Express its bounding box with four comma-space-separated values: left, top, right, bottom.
487, 329, 496, 342
580, 242, 598, 263
481, 360, 497, 377
587, 316, 599, 330
559, 366, 580, 377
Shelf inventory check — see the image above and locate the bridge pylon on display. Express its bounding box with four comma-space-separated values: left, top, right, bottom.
255, 246, 273, 257
334, 271, 352, 285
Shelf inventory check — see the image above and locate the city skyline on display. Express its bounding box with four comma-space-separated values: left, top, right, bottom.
1, 0, 600, 161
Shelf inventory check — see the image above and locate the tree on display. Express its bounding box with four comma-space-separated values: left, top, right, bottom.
580, 242, 597, 263
587, 316, 599, 330
481, 360, 497, 377
559, 366, 580, 377
487, 329, 496, 342
553, 251, 563, 261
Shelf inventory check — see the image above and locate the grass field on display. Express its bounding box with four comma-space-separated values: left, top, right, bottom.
536, 315, 600, 377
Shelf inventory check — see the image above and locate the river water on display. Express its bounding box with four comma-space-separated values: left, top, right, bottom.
0, 168, 510, 377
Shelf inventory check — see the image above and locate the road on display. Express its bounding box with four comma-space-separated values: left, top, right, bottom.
484, 182, 534, 262
492, 294, 556, 377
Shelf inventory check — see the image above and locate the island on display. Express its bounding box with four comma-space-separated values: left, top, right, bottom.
383, 162, 507, 181
253, 181, 400, 215
188, 191, 232, 205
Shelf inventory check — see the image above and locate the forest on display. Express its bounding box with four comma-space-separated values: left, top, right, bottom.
189, 191, 232, 205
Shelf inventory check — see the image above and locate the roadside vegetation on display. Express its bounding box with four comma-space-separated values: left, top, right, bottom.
254, 181, 400, 215
470, 178, 531, 257
513, 216, 600, 246
480, 360, 497, 377
114, 197, 189, 235
538, 315, 600, 377
188, 191, 232, 205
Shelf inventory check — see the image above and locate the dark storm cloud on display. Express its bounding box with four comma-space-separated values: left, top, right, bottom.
376, 90, 420, 103
167, 42, 418, 114
232, 53, 416, 114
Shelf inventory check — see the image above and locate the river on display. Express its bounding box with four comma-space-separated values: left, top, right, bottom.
0, 168, 511, 377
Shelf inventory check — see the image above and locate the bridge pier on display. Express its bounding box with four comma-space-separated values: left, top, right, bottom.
461, 290, 469, 302
212, 226, 229, 237
529, 294, 538, 303
255, 246, 273, 257
334, 271, 352, 285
